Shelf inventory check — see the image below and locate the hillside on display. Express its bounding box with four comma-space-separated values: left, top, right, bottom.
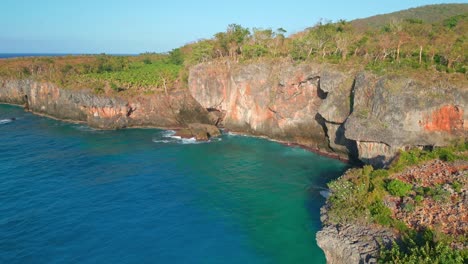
351, 3, 468, 31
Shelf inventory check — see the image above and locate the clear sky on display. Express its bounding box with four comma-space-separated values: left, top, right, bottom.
1, 0, 465, 54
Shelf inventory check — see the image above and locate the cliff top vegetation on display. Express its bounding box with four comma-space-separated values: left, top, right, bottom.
0, 4, 466, 95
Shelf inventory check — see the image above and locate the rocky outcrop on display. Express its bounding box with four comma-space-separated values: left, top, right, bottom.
345, 74, 467, 167
316, 224, 396, 264
175, 123, 221, 141
189, 60, 467, 166
316, 202, 397, 264
0, 79, 211, 129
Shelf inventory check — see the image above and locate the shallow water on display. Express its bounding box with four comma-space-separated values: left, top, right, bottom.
0, 104, 348, 264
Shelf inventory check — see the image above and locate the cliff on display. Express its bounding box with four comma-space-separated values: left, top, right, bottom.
189, 60, 467, 166
2, 60, 465, 166
0, 79, 211, 129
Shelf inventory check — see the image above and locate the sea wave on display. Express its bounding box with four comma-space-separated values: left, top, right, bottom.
0, 119, 13, 125
152, 130, 221, 144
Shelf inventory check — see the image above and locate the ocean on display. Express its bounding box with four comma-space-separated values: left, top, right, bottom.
0, 92, 348, 263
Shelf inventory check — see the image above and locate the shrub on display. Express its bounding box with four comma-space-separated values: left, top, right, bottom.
452, 181, 462, 193
386, 179, 412, 197
379, 232, 465, 264
327, 178, 369, 224
414, 195, 424, 204
434, 148, 457, 162
430, 185, 451, 203
370, 200, 393, 226
371, 169, 389, 178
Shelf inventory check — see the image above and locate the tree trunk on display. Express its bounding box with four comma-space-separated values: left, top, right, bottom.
162, 77, 168, 96
307, 47, 313, 58
396, 41, 401, 62
419, 45, 423, 65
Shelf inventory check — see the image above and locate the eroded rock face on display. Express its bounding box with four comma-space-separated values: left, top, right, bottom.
0, 79, 211, 129
189, 61, 467, 166
345, 74, 467, 167
1, 61, 466, 166
189, 61, 355, 156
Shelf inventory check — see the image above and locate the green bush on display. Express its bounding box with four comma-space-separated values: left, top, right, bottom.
371, 169, 389, 178
327, 177, 369, 224
452, 181, 462, 193
414, 195, 424, 204
429, 185, 451, 203
434, 148, 457, 162
379, 232, 466, 264
370, 200, 393, 226
386, 179, 412, 197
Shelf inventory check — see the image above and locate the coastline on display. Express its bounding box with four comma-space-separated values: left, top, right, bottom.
1, 101, 351, 164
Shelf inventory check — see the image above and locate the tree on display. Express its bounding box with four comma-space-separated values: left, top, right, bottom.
305, 21, 335, 58
334, 20, 354, 61
226, 24, 250, 59
168, 48, 184, 65
188, 40, 214, 64
274, 28, 287, 57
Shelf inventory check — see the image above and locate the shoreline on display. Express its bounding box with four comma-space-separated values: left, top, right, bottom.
1, 102, 352, 164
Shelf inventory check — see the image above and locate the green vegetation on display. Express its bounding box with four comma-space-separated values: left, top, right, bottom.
379, 229, 467, 264
174, 4, 467, 77
0, 53, 183, 95
326, 143, 468, 263
85, 60, 181, 92
386, 179, 412, 197
390, 143, 468, 172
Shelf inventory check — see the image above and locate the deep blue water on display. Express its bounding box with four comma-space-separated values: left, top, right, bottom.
0, 104, 348, 263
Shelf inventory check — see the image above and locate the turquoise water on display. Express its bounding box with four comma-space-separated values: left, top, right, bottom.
0, 104, 348, 264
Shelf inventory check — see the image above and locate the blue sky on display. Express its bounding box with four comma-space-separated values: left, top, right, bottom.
0, 0, 465, 54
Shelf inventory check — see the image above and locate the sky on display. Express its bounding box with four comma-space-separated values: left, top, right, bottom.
0, 0, 465, 54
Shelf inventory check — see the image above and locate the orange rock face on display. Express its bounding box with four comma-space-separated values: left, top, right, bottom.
422, 105, 464, 133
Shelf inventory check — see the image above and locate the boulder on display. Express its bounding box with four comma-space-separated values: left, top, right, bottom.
174, 123, 221, 141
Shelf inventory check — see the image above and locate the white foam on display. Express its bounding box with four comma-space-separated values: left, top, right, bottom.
0, 119, 12, 125
319, 190, 331, 199
74, 125, 97, 132
152, 130, 222, 145
162, 130, 176, 137
151, 139, 171, 143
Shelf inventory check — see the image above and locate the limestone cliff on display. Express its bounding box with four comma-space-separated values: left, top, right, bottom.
189, 60, 467, 166
0, 79, 211, 129
1, 60, 466, 166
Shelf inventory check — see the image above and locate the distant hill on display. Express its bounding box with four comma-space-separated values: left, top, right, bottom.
351, 4, 468, 30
